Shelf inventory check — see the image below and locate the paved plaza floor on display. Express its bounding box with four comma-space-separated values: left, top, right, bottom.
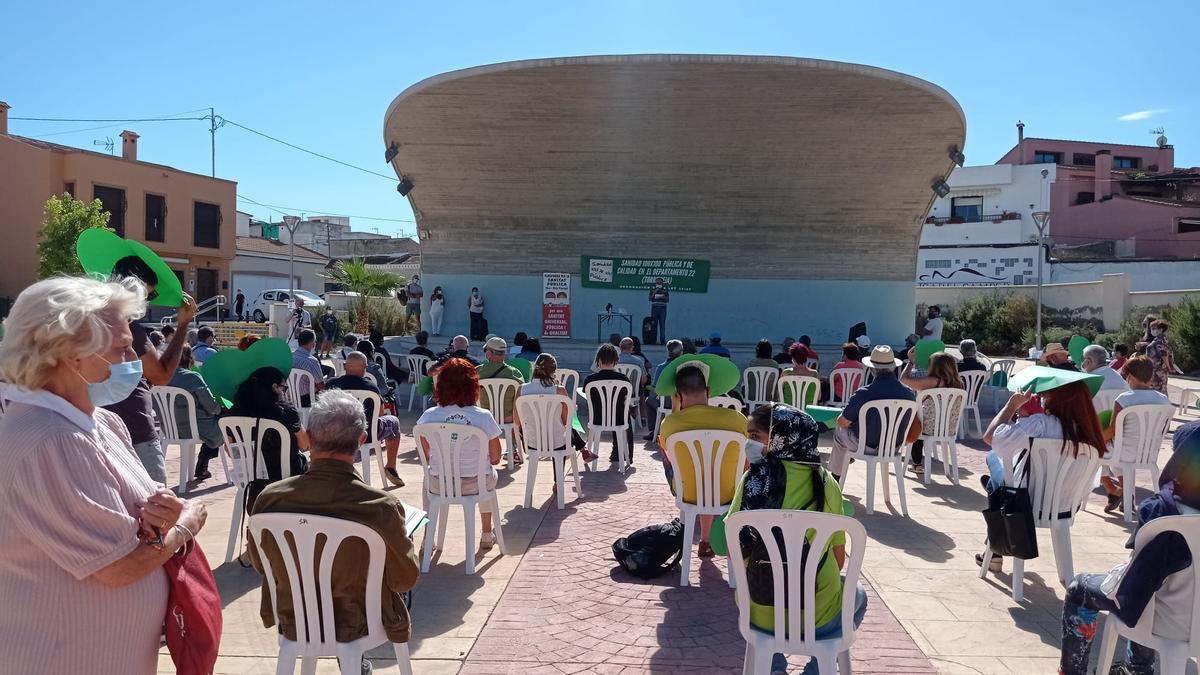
159, 378, 1200, 674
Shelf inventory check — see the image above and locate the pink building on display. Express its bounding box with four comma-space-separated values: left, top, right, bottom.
997, 135, 1200, 258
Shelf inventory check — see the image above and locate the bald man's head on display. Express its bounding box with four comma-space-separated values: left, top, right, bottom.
452, 335, 469, 351
345, 351, 368, 376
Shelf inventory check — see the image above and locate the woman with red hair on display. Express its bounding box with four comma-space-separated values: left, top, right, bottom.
415, 358, 504, 551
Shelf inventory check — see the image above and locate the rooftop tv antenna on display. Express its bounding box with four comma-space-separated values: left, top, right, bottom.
93, 136, 114, 155
1150, 128, 1168, 147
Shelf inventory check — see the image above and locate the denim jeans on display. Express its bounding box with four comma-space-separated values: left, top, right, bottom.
1060, 573, 1155, 675
769, 580, 868, 674
650, 304, 667, 344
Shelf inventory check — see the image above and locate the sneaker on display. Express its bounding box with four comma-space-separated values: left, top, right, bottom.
384, 467, 405, 488
192, 468, 212, 482
479, 531, 496, 551
975, 553, 1002, 572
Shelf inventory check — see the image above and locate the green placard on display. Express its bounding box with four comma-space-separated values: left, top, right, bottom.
580, 256, 711, 293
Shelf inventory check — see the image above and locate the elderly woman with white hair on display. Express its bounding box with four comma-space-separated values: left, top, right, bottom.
0, 276, 208, 675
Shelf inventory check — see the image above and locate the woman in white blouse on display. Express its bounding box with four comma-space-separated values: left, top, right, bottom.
0, 277, 208, 675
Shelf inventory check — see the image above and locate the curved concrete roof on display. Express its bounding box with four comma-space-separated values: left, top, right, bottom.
384, 55, 965, 281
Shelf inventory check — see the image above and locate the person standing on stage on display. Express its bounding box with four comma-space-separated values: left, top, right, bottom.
648, 277, 670, 345
234, 288, 246, 321
468, 287, 487, 341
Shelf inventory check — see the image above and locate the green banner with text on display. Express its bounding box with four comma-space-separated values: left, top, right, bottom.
580, 256, 710, 293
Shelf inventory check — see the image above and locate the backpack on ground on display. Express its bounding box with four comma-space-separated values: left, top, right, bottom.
612, 518, 684, 579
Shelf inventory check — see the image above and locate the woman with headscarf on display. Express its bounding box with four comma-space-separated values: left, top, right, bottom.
717, 404, 867, 675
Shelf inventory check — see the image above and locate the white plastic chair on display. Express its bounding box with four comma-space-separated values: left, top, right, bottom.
978, 438, 1101, 601
827, 367, 864, 408
478, 378, 520, 470
915, 388, 966, 485
1179, 388, 1200, 417
614, 363, 646, 432
1096, 514, 1200, 675
708, 396, 742, 411
958, 370, 988, 438
247, 513, 415, 675
726, 510, 867, 675
405, 354, 431, 411
653, 403, 673, 441
1092, 388, 1123, 414
345, 390, 385, 488
364, 371, 378, 388
805, 357, 820, 372
373, 352, 388, 371
413, 423, 507, 575
1102, 404, 1175, 522
777, 375, 820, 410
219, 416, 293, 563
989, 359, 1016, 385
836, 399, 918, 516
742, 366, 780, 411
150, 385, 205, 495
554, 368, 581, 403
583, 379, 635, 473
286, 368, 316, 426
516, 394, 582, 510
329, 357, 346, 378
663, 429, 746, 586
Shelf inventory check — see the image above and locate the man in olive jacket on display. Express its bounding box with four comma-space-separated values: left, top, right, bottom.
249, 390, 419, 654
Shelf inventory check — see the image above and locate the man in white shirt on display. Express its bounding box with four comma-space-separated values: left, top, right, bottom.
1082, 344, 1131, 392
918, 305, 943, 342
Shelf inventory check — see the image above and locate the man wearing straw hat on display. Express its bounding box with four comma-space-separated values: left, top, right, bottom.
829, 345, 918, 482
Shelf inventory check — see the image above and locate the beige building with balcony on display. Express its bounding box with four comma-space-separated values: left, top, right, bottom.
0, 101, 237, 307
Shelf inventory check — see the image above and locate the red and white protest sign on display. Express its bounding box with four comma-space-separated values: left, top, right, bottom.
541, 272, 571, 338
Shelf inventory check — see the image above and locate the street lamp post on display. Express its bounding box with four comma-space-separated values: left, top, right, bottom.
1031, 210, 1050, 351
282, 215, 301, 308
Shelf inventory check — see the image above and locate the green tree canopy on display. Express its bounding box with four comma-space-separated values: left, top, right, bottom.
322, 259, 405, 332
36, 194, 112, 279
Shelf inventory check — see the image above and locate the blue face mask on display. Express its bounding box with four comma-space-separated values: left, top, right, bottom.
85, 358, 144, 406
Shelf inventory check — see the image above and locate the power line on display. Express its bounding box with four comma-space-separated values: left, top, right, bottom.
11, 115, 209, 123
12, 110, 400, 184
237, 194, 416, 226
218, 118, 397, 182
20, 109, 216, 139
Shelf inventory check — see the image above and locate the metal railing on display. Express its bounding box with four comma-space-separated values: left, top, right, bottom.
926, 212, 1022, 226
160, 294, 225, 325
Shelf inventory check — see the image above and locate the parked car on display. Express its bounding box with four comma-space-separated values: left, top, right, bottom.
246, 289, 326, 322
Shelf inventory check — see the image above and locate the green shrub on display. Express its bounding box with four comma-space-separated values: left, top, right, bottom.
1167, 296, 1200, 373
943, 293, 1036, 356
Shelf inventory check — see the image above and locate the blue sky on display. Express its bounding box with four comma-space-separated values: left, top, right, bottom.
3, 1, 1197, 237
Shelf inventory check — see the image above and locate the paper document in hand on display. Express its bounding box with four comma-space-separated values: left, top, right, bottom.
401, 501, 429, 538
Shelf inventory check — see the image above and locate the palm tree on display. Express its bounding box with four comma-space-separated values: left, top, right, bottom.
322, 259, 405, 333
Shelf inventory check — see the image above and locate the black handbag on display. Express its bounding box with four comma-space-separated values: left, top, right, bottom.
981, 448, 1039, 560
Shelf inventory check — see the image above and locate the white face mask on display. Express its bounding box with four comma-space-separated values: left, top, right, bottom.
1151, 328, 1164, 337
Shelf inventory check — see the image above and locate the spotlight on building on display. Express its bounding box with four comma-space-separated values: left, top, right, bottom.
948, 145, 965, 167
931, 178, 951, 198
384, 142, 399, 164
397, 177, 414, 196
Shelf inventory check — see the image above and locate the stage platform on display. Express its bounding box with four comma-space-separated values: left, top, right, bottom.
382, 334, 853, 374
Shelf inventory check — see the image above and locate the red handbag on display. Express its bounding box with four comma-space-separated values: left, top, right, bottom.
162, 538, 223, 675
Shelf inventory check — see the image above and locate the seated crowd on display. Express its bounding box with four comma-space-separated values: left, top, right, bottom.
3, 277, 1193, 675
